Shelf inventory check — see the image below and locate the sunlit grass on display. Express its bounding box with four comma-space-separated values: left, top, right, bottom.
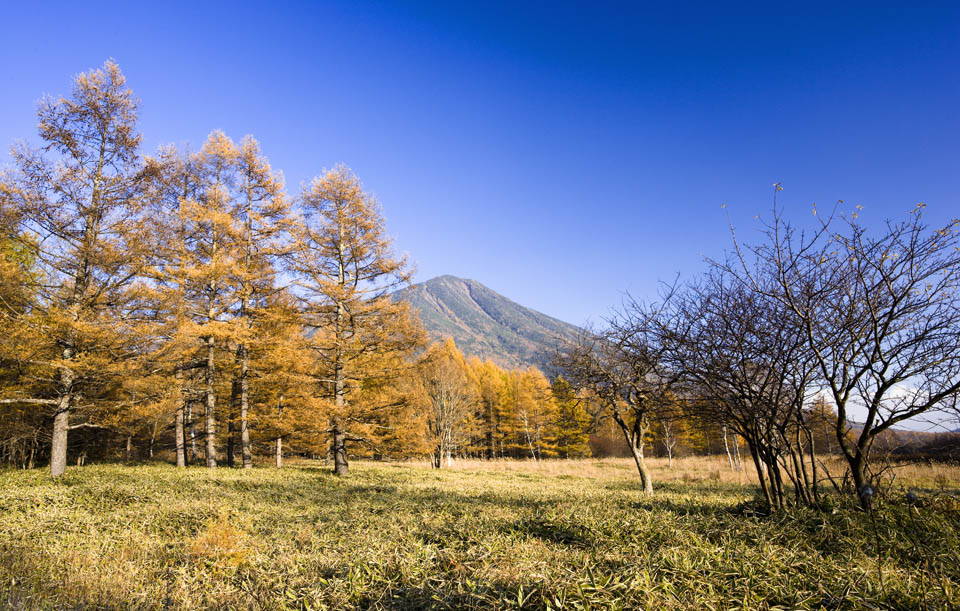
1, 458, 958, 609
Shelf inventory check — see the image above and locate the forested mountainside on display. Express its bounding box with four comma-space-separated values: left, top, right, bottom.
395, 275, 581, 370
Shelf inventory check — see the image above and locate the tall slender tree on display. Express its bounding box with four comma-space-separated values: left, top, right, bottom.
289, 166, 424, 475
166, 131, 245, 468
231, 136, 289, 469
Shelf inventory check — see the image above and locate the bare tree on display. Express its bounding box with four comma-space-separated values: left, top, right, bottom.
738, 203, 960, 507
660, 268, 821, 510
416, 339, 477, 468
557, 307, 673, 494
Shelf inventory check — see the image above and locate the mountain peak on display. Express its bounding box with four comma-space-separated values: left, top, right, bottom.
395, 275, 580, 370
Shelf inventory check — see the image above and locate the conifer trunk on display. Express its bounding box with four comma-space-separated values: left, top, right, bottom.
187, 401, 198, 463
175, 403, 186, 468
238, 343, 252, 469
50, 396, 70, 478
226, 420, 235, 467
50, 354, 75, 478
275, 395, 284, 468
175, 370, 186, 468
204, 335, 217, 468
332, 422, 348, 476
330, 285, 349, 475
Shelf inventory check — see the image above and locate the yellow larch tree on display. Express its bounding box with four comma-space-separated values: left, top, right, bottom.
289, 165, 424, 475
0, 60, 159, 477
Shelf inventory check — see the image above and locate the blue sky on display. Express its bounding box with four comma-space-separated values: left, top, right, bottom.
2, 1, 958, 328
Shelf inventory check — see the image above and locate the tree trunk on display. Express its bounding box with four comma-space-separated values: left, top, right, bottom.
634, 440, 653, 494
332, 423, 348, 476
226, 419, 235, 468
614, 413, 653, 494
175, 371, 186, 468
804, 426, 820, 506
50, 360, 75, 478
275, 395, 284, 468
149, 419, 158, 458
850, 451, 870, 509
125, 434, 132, 462
238, 344, 252, 469
50, 398, 70, 478
723, 426, 735, 471
748, 442, 774, 509
187, 401, 197, 463
204, 335, 217, 468
175, 403, 186, 468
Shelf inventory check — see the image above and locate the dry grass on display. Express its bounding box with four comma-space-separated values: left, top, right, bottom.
0, 458, 958, 609
422, 454, 960, 489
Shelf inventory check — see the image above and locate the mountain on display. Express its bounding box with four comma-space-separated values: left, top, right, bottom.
394, 275, 581, 371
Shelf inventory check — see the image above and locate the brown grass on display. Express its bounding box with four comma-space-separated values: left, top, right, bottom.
410, 454, 960, 490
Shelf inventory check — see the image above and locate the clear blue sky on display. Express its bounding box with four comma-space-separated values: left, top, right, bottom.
2, 1, 958, 327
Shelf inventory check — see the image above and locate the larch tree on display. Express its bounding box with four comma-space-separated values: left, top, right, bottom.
166, 131, 245, 468
231, 135, 289, 469
143, 144, 205, 468
551, 376, 591, 458
469, 357, 508, 459
0, 60, 157, 477
289, 165, 424, 475
509, 367, 558, 461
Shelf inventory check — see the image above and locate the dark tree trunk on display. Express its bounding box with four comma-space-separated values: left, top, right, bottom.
748, 442, 774, 509
332, 423, 348, 476
613, 412, 653, 494
238, 344, 252, 469
226, 419, 235, 468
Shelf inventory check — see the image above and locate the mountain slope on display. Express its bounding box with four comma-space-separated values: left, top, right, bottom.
394, 275, 580, 370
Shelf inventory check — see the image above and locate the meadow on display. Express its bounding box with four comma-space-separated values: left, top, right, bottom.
1, 457, 959, 610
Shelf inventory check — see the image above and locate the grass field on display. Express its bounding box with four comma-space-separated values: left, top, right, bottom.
1, 457, 959, 610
